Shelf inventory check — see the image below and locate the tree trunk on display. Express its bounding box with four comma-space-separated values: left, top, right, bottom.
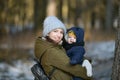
105, 0, 114, 31
47, 0, 57, 16
74, 0, 81, 26
34, 0, 47, 30
67, 0, 71, 24
57, 0, 63, 20
111, 4, 120, 80
82, 11, 91, 41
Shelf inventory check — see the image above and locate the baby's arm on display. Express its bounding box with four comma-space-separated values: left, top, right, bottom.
82, 59, 92, 77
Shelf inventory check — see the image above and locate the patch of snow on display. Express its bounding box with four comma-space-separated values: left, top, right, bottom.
85, 40, 115, 60
0, 60, 34, 80
0, 41, 116, 80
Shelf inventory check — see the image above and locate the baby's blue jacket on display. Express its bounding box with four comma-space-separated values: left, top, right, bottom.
63, 27, 85, 65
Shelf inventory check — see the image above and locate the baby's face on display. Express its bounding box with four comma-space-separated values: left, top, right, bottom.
67, 30, 76, 44
67, 36, 76, 44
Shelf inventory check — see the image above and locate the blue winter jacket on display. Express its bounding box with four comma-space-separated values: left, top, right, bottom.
63, 27, 85, 65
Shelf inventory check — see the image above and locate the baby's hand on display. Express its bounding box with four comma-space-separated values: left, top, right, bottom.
82, 59, 92, 77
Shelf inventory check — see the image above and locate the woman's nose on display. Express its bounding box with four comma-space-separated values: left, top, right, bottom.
58, 32, 61, 36
57, 32, 62, 38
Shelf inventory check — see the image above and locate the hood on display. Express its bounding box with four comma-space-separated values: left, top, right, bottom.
67, 27, 84, 43
34, 37, 57, 60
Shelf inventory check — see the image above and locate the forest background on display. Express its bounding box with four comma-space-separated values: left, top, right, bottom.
0, 0, 119, 80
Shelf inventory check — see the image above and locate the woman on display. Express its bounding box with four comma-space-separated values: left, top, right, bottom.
34, 16, 92, 80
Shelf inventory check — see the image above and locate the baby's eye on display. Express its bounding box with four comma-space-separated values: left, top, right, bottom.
69, 36, 72, 38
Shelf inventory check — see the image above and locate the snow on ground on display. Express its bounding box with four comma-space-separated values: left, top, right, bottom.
0, 40, 115, 80
85, 40, 115, 80
0, 60, 34, 80
85, 41, 115, 60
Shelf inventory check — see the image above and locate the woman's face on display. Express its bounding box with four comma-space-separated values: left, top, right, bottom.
48, 28, 64, 44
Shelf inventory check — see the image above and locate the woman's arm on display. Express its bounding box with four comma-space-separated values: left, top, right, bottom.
44, 48, 91, 80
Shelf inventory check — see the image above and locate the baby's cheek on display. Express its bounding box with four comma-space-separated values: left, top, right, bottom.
74, 39, 76, 42
67, 39, 71, 44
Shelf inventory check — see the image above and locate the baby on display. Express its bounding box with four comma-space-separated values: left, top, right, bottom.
62, 27, 92, 80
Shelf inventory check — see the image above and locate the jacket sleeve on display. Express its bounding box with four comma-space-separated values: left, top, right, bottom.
43, 48, 91, 80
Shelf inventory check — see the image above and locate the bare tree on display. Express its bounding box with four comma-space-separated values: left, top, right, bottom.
47, 0, 57, 16
105, 0, 114, 30
34, 0, 47, 30
111, 4, 120, 80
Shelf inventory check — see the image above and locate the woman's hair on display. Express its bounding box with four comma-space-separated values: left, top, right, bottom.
45, 36, 55, 43
45, 36, 64, 45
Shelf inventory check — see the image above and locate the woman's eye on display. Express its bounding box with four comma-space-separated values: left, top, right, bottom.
54, 30, 57, 32
60, 31, 63, 34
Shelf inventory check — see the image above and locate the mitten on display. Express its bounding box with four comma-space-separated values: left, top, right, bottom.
82, 59, 92, 77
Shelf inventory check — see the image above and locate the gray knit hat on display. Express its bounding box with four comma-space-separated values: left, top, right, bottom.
43, 16, 66, 37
